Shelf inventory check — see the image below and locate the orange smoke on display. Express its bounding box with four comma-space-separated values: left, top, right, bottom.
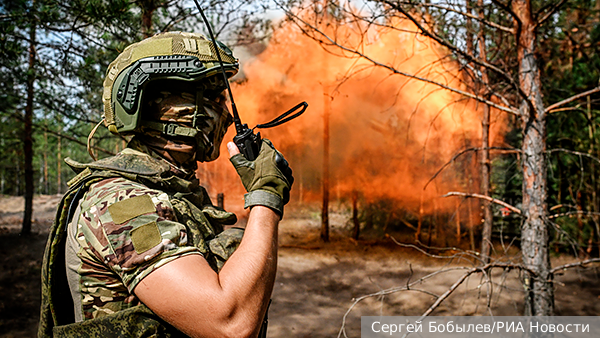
198, 15, 505, 219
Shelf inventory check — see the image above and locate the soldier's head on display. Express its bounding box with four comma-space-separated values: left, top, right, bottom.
102, 31, 239, 166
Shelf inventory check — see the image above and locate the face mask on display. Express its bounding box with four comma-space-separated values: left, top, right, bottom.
198, 94, 233, 161
145, 85, 232, 163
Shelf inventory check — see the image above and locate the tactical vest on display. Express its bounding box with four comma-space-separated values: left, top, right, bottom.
38, 149, 244, 337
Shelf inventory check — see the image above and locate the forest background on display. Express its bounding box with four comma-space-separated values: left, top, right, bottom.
1, 0, 600, 329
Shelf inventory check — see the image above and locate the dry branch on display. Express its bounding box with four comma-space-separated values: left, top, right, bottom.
546, 86, 600, 113
425, 147, 520, 190
36, 123, 115, 156
547, 148, 600, 164
396, 1, 514, 33
442, 192, 521, 214
536, 0, 569, 27
388, 235, 482, 264
414, 262, 538, 319
420, 270, 472, 317
548, 210, 600, 220
379, 0, 530, 107
550, 258, 600, 274
336, 260, 536, 337
279, 3, 521, 116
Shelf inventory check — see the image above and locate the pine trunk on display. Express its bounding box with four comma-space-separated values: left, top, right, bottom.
480, 104, 492, 261
514, 0, 553, 316
43, 131, 48, 194
140, 0, 157, 38
352, 191, 360, 240
476, 0, 493, 263
57, 135, 62, 194
22, 12, 36, 236
321, 85, 330, 242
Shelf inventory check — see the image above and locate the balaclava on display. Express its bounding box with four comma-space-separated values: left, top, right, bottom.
137, 80, 233, 174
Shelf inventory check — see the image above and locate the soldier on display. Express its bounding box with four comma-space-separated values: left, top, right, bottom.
38, 31, 293, 337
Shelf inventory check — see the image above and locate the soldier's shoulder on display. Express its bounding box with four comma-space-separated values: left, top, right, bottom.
87, 176, 142, 195
82, 176, 165, 209
66, 148, 170, 176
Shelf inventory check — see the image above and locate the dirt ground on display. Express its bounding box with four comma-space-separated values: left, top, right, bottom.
1, 195, 599, 338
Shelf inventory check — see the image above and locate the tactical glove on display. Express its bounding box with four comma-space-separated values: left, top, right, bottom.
230, 139, 294, 216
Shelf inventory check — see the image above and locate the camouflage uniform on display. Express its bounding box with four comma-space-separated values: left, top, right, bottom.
39, 30, 285, 338
39, 142, 243, 337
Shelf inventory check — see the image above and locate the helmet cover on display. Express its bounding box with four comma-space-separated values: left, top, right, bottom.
102, 31, 238, 135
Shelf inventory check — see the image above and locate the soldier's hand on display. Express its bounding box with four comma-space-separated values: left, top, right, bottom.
228, 139, 293, 216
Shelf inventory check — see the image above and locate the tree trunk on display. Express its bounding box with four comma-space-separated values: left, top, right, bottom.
299, 171, 304, 204
456, 201, 461, 245
22, 10, 36, 236
468, 197, 476, 251
586, 97, 599, 253
352, 191, 360, 240
16, 141, 21, 196
480, 103, 493, 261
43, 131, 48, 194
321, 85, 330, 242
57, 135, 62, 194
465, 0, 473, 55
217, 193, 224, 209
478, 0, 493, 263
140, 0, 157, 39
1, 138, 4, 194
513, 0, 553, 316
416, 194, 424, 242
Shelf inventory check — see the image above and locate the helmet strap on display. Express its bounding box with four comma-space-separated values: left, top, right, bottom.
141, 120, 199, 138
139, 119, 212, 162
87, 118, 105, 161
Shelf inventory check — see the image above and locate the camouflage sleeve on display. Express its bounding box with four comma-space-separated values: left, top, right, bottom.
78, 177, 201, 292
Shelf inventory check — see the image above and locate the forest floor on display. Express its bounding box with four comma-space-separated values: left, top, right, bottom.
1, 195, 600, 338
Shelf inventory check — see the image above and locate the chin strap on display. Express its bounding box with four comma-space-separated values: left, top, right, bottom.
140, 120, 214, 161
141, 120, 199, 138
87, 119, 105, 161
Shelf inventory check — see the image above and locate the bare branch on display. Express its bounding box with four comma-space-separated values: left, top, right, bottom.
378, 0, 530, 105
419, 261, 538, 318
442, 192, 522, 215
396, 1, 514, 33
548, 210, 600, 220
281, 9, 520, 115
548, 148, 600, 165
536, 0, 568, 27
545, 86, 600, 113
421, 270, 472, 317
492, 0, 521, 27
425, 147, 520, 190
388, 235, 483, 264
337, 266, 472, 338
550, 258, 600, 274
35, 123, 115, 156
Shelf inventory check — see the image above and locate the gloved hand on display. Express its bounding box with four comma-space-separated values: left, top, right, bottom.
229, 139, 294, 216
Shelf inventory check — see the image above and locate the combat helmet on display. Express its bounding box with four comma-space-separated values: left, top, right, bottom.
102, 31, 238, 138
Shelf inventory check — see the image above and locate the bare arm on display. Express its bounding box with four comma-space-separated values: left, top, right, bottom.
134, 143, 280, 338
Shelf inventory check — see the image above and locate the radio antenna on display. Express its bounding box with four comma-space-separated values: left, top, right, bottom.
192, 0, 307, 160
193, 0, 244, 133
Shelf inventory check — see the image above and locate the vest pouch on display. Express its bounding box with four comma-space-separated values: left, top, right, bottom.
52, 304, 187, 338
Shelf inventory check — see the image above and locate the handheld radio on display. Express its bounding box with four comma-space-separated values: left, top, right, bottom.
194, 0, 308, 160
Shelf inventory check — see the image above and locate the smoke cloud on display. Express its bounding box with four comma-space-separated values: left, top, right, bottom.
198, 16, 505, 221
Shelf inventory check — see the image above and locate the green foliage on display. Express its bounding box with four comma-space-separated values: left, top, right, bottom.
539, 1, 600, 255
0, 0, 275, 197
